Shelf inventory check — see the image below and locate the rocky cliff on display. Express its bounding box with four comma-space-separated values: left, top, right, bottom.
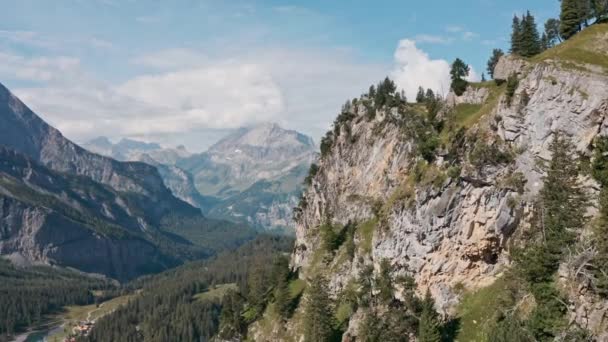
251, 24, 608, 341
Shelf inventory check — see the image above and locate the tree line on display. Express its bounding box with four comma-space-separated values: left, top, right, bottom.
0, 260, 114, 341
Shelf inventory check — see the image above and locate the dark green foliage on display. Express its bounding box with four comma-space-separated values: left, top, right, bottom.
450, 58, 470, 96
320, 131, 334, 158
358, 308, 415, 342
487, 49, 505, 78
418, 291, 441, 342
520, 11, 542, 57
590, 137, 608, 297
218, 290, 246, 340
511, 12, 542, 57
320, 223, 341, 252
0, 260, 114, 338
544, 18, 562, 47
85, 236, 293, 342
416, 86, 426, 103
303, 275, 336, 342
374, 77, 398, 108
304, 164, 319, 186
469, 139, 514, 168
271, 256, 293, 318
592, 0, 608, 22
561, 0, 583, 39
514, 133, 587, 340
481, 73, 486, 82
488, 314, 535, 342
506, 73, 519, 106
376, 259, 394, 304
511, 15, 523, 54
356, 264, 422, 342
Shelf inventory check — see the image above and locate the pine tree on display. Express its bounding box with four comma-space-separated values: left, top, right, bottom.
487, 48, 504, 79
481, 73, 486, 82
590, 137, 608, 297
416, 86, 426, 103
418, 291, 441, 342
510, 15, 523, 54
561, 0, 583, 39
303, 275, 335, 342
519, 11, 541, 57
592, 0, 608, 22
544, 18, 561, 46
540, 33, 550, 52
450, 58, 470, 96
539, 133, 588, 253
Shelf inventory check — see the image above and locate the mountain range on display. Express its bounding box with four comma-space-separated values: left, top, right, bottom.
84, 123, 317, 233
0, 82, 255, 281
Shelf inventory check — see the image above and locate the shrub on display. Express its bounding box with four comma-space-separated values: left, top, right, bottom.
506, 74, 519, 107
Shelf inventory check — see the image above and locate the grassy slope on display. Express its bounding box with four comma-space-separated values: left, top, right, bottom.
193, 283, 238, 302
531, 23, 608, 72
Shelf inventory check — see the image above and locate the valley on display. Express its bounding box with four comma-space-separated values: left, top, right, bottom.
2, 1, 608, 342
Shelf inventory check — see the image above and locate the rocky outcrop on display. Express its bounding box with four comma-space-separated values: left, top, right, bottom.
493, 55, 530, 81
445, 85, 489, 107
282, 55, 608, 339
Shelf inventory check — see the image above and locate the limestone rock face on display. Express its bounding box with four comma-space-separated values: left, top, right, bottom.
493, 55, 530, 80
445, 85, 489, 107
286, 56, 608, 338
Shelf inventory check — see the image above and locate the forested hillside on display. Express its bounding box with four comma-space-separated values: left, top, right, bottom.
83, 236, 293, 342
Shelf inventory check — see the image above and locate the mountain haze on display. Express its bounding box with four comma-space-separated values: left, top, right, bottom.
0, 82, 255, 280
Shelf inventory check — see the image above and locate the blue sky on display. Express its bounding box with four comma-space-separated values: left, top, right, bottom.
0, 0, 559, 150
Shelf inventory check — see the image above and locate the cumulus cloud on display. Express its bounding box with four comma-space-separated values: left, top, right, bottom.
2, 47, 381, 147
390, 39, 451, 99
390, 39, 480, 100
118, 62, 285, 131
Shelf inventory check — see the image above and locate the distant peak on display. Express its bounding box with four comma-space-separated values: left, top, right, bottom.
210, 122, 315, 151
87, 136, 112, 145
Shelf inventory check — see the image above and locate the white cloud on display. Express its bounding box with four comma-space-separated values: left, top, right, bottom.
414, 34, 453, 45
2, 47, 382, 146
390, 39, 451, 99
117, 61, 285, 131
0, 51, 80, 82
390, 40, 480, 99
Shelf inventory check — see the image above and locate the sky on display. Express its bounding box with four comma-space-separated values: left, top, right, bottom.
0, 0, 559, 151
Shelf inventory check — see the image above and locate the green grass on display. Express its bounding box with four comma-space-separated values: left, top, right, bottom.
440, 81, 506, 144
454, 276, 516, 342
193, 283, 238, 302
288, 279, 306, 299
531, 23, 608, 72
451, 104, 483, 127
357, 219, 378, 255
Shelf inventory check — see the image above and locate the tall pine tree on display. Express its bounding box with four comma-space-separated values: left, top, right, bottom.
418, 291, 441, 342
561, 0, 583, 39
303, 275, 335, 342
519, 11, 541, 57
510, 15, 523, 54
